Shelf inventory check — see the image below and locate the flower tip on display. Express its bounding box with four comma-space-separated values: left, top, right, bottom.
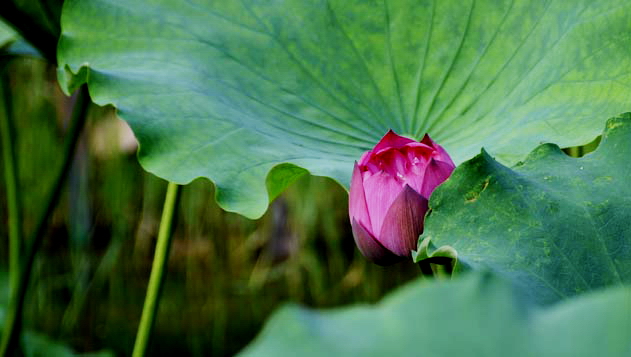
421, 133, 435, 146
374, 129, 415, 152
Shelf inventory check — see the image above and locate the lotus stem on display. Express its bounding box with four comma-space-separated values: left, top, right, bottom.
132, 182, 181, 357
1, 63, 22, 315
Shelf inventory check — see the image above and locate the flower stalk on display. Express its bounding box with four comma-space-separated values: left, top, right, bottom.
132, 182, 181, 357
1, 63, 22, 314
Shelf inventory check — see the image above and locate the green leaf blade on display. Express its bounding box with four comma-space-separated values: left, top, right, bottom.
58, 0, 631, 217
420, 114, 631, 303
239, 271, 631, 356
239, 272, 531, 357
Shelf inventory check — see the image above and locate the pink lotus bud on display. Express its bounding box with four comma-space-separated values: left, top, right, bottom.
349, 130, 455, 265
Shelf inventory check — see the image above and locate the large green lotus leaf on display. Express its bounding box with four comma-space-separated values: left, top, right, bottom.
58, 0, 631, 218
416, 114, 631, 304
239, 272, 631, 356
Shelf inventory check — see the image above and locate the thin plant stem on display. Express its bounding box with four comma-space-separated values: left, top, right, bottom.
132, 182, 181, 357
0, 64, 22, 309
0, 85, 91, 357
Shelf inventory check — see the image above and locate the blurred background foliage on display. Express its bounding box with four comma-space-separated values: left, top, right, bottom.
0, 55, 419, 355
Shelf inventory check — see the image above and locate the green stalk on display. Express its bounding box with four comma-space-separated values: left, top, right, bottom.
0, 85, 90, 357
0, 65, 22, 309
132, 182, 181, 357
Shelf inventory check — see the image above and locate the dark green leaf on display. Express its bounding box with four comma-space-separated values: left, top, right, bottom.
416, 114, 631, 303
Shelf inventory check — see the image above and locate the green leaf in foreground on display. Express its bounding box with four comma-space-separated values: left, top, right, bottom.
58, 0, 631, 218
239, 272, 631, 357
416, 114, 631, 304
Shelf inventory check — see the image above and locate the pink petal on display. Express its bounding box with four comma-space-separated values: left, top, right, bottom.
361, 170, 404, 236
402, 145, 433, 179
403, 142, 434, 162
377, 185, 429, 257
419, 158, 455, 199
402, 173, 424, 198
377, 149, 408, 179
373, 130, 416, 154
420, 133, 437, 147
351, 218, 403, 265
403, 141, 434, 152
357, 150, 374, 166
348, 162, 372, 231
422, 134, 455, 166
365, 161, 381, 174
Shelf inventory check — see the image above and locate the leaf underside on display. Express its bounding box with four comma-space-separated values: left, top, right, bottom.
239, 272, 631, 357
57, 0, 631, 218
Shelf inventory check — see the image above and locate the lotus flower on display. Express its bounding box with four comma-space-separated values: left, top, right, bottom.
349, 130, 455, 265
